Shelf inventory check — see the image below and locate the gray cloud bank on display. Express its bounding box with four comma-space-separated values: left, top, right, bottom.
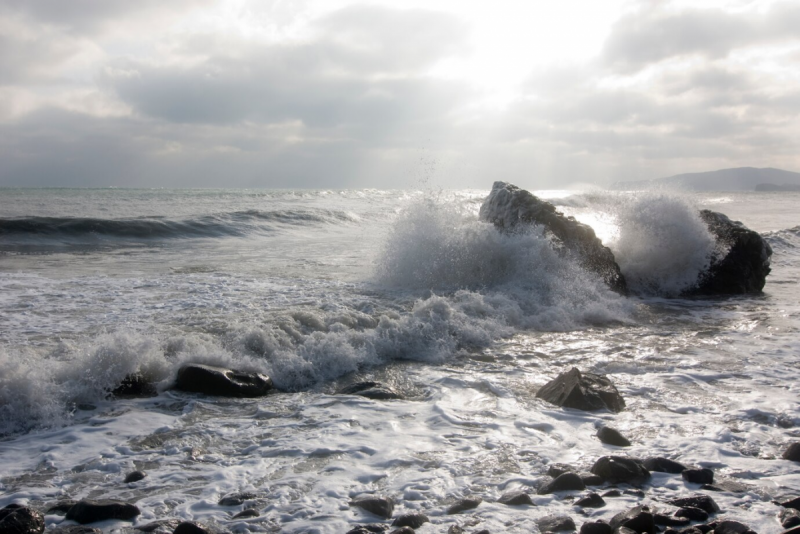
1, 1, 799, 188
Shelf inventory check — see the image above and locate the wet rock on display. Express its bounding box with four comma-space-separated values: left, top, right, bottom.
654, 514, 691, 528
124, 470, 146, 483
480, 181, 627, 293
498, 491, 535, 506
350, 496, 394, 519
624, 489, 646, 498
780, 497, 800, 511
602, 490, 622, 498
700, 479, 748, 493
617, 528, 638, 534
597, 427, 631, 447
474, 530, 491, 534
674, 507, 709, 522
667, 495, 720, 515
590, 456, 650, 484
682, 469, 714, 485
581, 474, 605, 487
537, 514, 577, 532
575, 493, 605, 508
780, 508, 800, 529
232, 509, 259, 519
65, 500, 140, 524
447, 497, 482, 514
392, 513, 429, 528
218, 492, 256, 506
0, 504, 45, 534
46, 501, 78, 515
110, 374, 157, 398
610, 505, 656, 534
713, 520, 757, 534
49, 527, 102, 534
580, 521, 612, 534
540, 473, 586, 494
447, 526, 464, 534
548, 464, 576, 478
536, 368, 626, 413
688, 210, 772, 295
173, 522, 211, 534
389, 528, 415, 534
642, 458, 687, 474
346, 525, 388, 534
784, 443, 800, 462
174, 364, 273, 397
782, 526, 800, 534
134, 519, 182, 532
339, 381, 403, 400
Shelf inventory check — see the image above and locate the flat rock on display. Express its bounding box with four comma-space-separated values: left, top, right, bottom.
536, 368, 626, 413
575, 493, 605, 508
540, 473, 586, 494
392, 513, 429, 528
447, 497, 482, 514
682, 469, 714, 485
597, 426, 631, 446
537, 514, 577, 532
688, 210, 772, 295
579, 521, 612, 534
350, 496, 394, 519
610, 505, 656, 534
65, 500, 140, 524
667, 495, 720, 515
498, 491, 535, 506
480, 181, 627, 293
174, 364, 273, 397
124, 470, 146, 483
784, 443, 800, 462
338, 381, 403, 400
643, 457, 687, 474
0, 504, 45, 534
590, 456, 650, 484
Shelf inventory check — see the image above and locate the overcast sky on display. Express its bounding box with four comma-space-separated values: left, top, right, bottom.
1, 0, 799, 188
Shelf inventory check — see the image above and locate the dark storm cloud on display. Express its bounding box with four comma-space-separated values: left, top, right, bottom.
603, 2, 800, 71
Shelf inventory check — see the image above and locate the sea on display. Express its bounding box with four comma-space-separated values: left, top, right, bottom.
0, 186, 798, 533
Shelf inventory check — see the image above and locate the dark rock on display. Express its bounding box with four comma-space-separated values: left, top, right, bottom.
350, 496, 394, 519
782, 526, 800, 534
624, 489, 646, 498
447, 497, 482, 514
49, 527, 102, 534
389, 528, 415, 534
474, 530, 491, 534
575, 493, 605, 508
392, 513, 429, 528
124, 470, 146, 483
46, 501, 78, 515
65, 500, 140, 524
667, 495, 720, 515
654, 515, 691, 527
173, 522, 211, 534
780, 497, 800, 511
232, 509, 259, 519
537, 514, 577, 532
688, 210, 772, 295
602, 490, 622, 498
617, 528, 638, 534
134, 519, 182, 532
675, 507, 709, 522
713, 520, 756, 534
784, 443, 800, 462
581, 474, 605, 487
642, 458, 687, 474
498, 491, 534, 506
536, 368, 626, 413
218, 492, 256, 506
540, 473, 586, 494
0, 504, 45, 534
174, 364, 273, 397
548, 464, 577, 478
110, 374, 157, 398
580, 521, 612, 534
682, 469, 714, 485
480, 181, 627, 293
590, 456, 650, 484
346, 525, 389, 534
447, 526, 464, 534
339, 381, 403, 400
597, 427, 631, 447
700, 479, 748, 493
610, 505, 656, 534
780, 508, 800, 529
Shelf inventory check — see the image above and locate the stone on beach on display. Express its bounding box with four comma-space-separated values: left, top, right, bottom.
536, 368, 626, 413
174, 364, 273, 397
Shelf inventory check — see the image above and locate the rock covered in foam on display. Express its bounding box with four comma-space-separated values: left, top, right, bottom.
174, 364, 273, 397
536, 367, 626, 413
479, 181, 627, 294
688, 210, 772, 295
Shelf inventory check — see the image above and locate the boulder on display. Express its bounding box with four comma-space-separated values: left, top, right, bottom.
667, 495, 719, 515
392, 513, 429, 528
642, 457, 687, 474
575, 493, 605, 508
539, 473, 586, 494
447, 496, 482, 514
682, 468, 714, 485
338, 381, 403, 400
590, 456, 650, 484
675, 507, 709, 522
537, 514, 577, 532
579, 521, 612, 534
0, 504, 45, 534
65, 500, 140, 524
124, 470, 146, 483
783, 443, 800, 462
536, 368, 625, 412
498, 491, 535, 506
350, 496, 394, 519
687, 210, 771, 295
479, 181, 627, 294
597, 426, 631, 446
610, 505, 656, 534
173, 522, 211, 534
548, 464, 576, 478
174, 364, 273, 397
713, 520, 756, 534
700, 479, 748, 493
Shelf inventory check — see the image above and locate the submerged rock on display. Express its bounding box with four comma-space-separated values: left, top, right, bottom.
667, 495, 720, 515
124, 470, 146, 483
174, 364, 273, 397
479, 181, 627, 294
642, 457, 687, 474
687, 210, 772, 295
110, 374, 157, 398
596, 426, 631, 446
65, 500, 140, 524
536, 368, 626, 413
682, 468, 714, 485
338, 381, 403, 400
539, 473, 586, 494
590, 456, 650, 484
0, 504, 45, 534
232, 509, 259, 519
392, 513, 429, 528
498, 491, 535, 506
537, 514, 577, 532
447, 496, 482, 514
134, 519, 182, 532
350, 495, 394, 519
218, 492, 256, 506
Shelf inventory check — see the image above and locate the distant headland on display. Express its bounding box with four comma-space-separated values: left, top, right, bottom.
611, 167, 800, 192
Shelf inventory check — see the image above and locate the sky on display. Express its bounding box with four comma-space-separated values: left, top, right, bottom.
1, 0, 799, 189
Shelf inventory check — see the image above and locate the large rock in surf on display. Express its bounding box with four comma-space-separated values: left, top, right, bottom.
536, 367, 626, 412
687, 210, 772, 295
479, 181, 627, 294
174, 364, 273, 397
590, 456, 650, 484
65, 500, 140, 524
0, 504, 45, 534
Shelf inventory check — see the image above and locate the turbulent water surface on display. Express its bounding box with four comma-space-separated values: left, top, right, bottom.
0, 187, 799, 533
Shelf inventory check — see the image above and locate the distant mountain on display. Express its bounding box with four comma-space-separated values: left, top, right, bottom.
611, 167, 800, 191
